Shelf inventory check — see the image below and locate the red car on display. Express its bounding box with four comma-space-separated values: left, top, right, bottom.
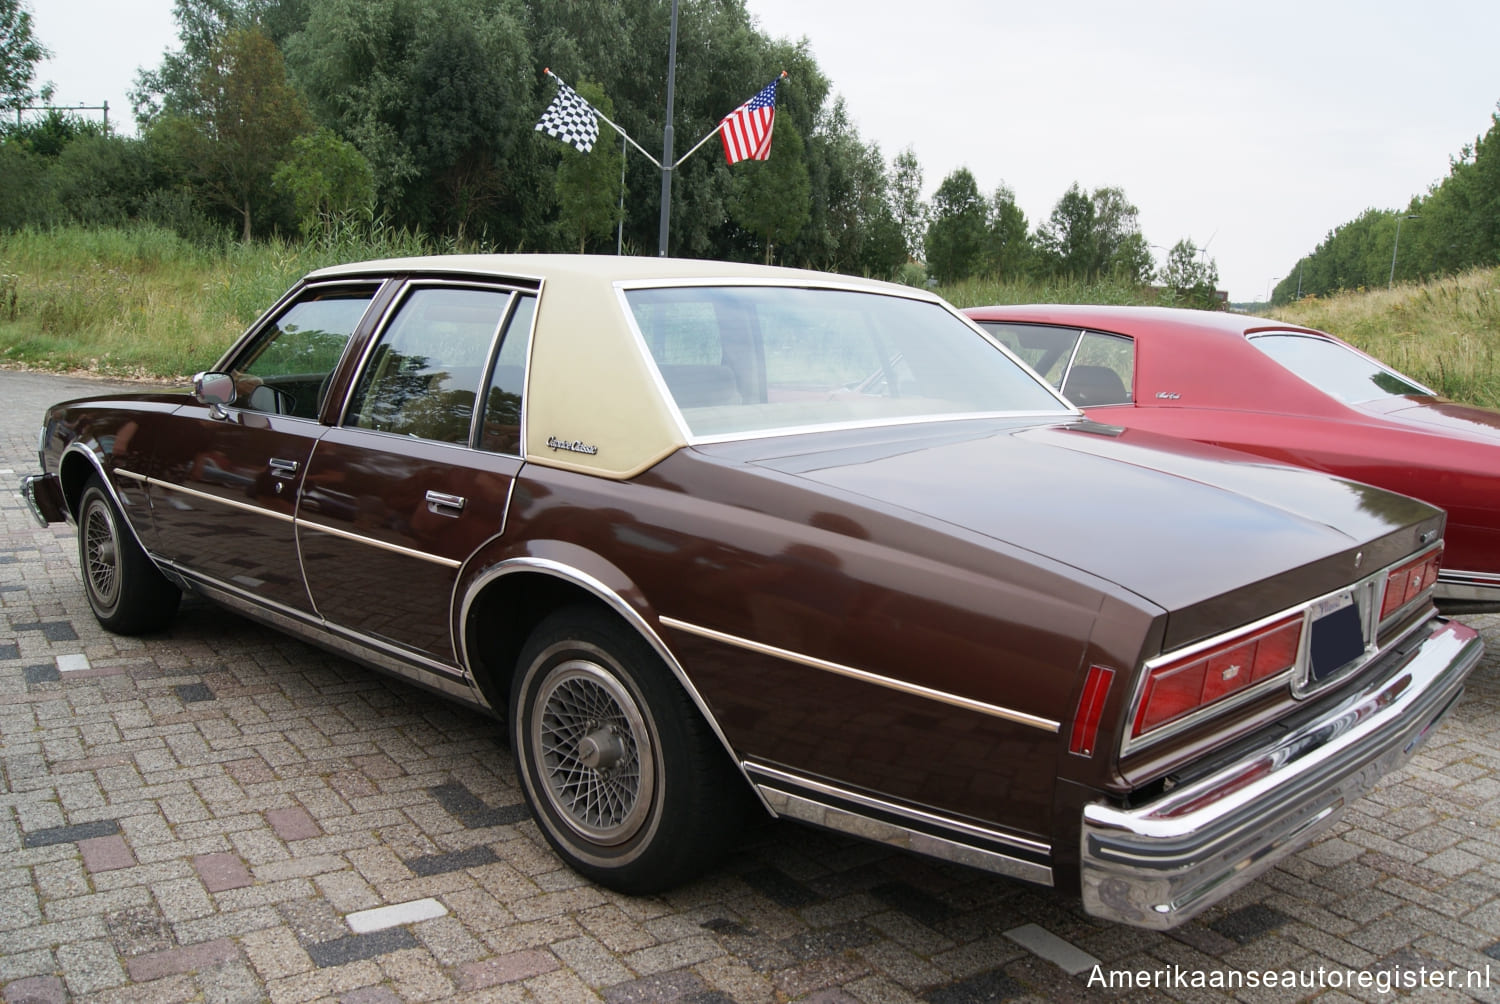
965, 304, 1500, 614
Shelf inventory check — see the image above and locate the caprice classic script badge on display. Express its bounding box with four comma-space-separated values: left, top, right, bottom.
547, 435, 599, 456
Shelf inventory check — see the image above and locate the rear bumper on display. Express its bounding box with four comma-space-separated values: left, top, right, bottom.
20, 473, 68, 528
1080, 616, 1482, 929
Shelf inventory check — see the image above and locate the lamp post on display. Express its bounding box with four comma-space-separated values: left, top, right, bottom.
1388, 213, 1419, 288
657, 0, 680, 256
1265, 277, 1279, 305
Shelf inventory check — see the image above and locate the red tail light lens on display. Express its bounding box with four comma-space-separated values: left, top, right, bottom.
1069, 665, 1115, 757
1379, 546, 1443, 621
1132, 614, 1303, 740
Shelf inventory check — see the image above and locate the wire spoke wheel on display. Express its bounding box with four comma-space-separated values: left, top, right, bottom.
531, 659, 655, 845
82, 494, 122, 612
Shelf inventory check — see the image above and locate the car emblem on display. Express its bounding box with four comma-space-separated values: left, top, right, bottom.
546, 436, 600, 456
1154, 391, 1181, 400
1354, 551, 1363, 569
1221, 664, 1241, 682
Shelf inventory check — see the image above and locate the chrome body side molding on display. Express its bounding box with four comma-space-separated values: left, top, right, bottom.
660, 616, 1060, 732
747, 763, 1054, 887
163, 558, 489, 710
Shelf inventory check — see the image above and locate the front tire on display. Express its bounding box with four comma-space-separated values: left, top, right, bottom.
509, 606, 748, 893
77, 475, 180, 634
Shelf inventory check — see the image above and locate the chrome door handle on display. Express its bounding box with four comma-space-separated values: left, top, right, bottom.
269, 458, 300, 478
425, 490, 467, 516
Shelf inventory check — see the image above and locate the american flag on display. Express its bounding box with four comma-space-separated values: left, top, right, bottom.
535, 76, 599, 154
718, 76, 781, 164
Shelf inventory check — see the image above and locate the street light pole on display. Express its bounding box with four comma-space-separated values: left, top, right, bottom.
1388, 213, 1419, 288
657, 0, 679, 257
1265, 277, 1279, 305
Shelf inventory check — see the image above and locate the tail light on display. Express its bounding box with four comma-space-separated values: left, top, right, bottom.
1131, 614, 1303, 740
1069, 665, 1115, 757
1379, 545, 1442, 622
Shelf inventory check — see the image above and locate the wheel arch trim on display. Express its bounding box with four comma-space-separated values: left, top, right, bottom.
457, 554, 770, 812
58, 445, 155, 559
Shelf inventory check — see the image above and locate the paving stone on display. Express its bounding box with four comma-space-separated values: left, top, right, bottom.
78, 835, 136, 873
265, 806, 321, 841
2, 974, 67, 1004
304, 928, 420, 968
404, 844, 500, 877
21, 818, 121, 848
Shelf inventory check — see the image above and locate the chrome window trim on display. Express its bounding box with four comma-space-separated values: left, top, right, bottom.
456, 557, 770, 811
337, 278, 536, 434
212, 278, 389, 389
1122, 544, 1445, 755
612, 279, 1079, 447
660, 615, 1060, 732
473, 289, 539, 460
1244, 330, 1437, 398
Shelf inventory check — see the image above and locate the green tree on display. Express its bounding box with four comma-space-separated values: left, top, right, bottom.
552, 82, 624, 253
162, 26, 312, 241
285, 0, 536, 240
273, 126, 374, 236
727, 115, 811, 264
890, 146, 925, 262
984, 184, 1030, 278
924, 167, 987, 283
1037, 183, 1096, 277
0, 0, 48, 117
1158, 239, 1221, 308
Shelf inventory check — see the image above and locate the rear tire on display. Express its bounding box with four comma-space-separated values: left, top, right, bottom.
509, 605, 749, 893
77, 475, 180, 634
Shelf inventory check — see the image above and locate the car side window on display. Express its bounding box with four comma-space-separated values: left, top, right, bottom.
479, 294, 535, 455
977, 322, 1081, 389
346, 286, 510, 445
1061, 331, 1134, 406
231, 286, 377, 419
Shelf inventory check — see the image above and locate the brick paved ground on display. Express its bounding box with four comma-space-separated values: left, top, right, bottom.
2, 369, 1499, 1003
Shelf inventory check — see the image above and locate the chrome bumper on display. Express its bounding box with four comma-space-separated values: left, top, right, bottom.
1081, 617, 1482, 929
20, 473, 68, 528
1437, 569, 1500, 614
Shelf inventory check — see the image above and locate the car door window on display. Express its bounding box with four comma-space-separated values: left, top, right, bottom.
480, 294, 535, 455
1248, 333, 1428, 402
346, 286, 510, 445
1061, 331, 1134, 406
231, 286, 377, 419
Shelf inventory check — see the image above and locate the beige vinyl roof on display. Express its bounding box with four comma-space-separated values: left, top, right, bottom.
307, 255, 938, 479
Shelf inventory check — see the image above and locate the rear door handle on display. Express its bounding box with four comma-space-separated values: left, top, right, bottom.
425, 490, 467, 516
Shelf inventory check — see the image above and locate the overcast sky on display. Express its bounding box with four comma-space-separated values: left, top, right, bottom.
30, 0, 1500, 301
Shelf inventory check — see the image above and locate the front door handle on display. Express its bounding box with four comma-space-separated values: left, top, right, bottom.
425, 490, 467, 517
269, 458, 300, 479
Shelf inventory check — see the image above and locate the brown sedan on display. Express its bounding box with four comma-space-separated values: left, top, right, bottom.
21, 256, 1482, 929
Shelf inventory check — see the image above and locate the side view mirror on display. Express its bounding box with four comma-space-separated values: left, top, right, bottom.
193, 371, 236, 418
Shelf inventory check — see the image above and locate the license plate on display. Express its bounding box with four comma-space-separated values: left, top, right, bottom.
1309, 594, 1365, 682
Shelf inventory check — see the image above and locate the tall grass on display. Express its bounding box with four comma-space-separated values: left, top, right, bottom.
1271, 267, 1500, 408
0, 221, 468, 380
2, 226, 1496, 410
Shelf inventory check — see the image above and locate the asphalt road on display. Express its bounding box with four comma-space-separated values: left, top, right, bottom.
3, 368, 1499, 1003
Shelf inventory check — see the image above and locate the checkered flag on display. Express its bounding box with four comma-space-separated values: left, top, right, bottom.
535, 75, 599, 154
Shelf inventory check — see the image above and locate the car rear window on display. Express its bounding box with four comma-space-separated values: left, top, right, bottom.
1248, 333, 1428, 403
624, 286, 1070, 438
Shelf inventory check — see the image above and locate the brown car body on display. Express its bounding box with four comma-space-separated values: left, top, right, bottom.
22, 256, 1483, 928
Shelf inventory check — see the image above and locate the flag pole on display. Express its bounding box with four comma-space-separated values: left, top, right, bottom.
543, 69, 662, 167
658, 0, 679, 256
674, 71, 785, 168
